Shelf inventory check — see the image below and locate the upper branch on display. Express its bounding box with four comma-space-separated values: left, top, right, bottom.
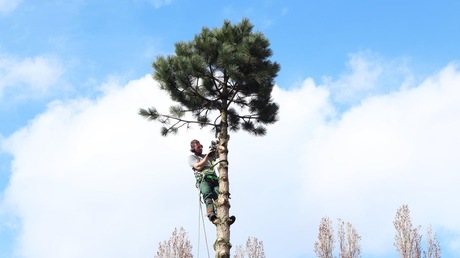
139, 108, 214, 127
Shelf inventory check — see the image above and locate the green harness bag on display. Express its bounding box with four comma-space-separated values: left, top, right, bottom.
193, 160, 218, 188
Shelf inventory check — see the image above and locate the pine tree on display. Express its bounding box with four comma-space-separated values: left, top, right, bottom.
139, 18, 280, 258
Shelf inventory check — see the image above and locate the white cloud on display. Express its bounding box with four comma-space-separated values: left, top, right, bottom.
2, 75, 190, 257
0, 0, 21, 15
1, 62, 460, 257
0, 53, 64, 100
324, 51, 415, 107
301, 63, 460, 255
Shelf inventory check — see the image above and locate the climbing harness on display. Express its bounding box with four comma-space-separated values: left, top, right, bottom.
193, 158, 220, 188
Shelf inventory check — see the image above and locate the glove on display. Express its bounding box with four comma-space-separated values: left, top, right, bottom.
208, 147, 216, 154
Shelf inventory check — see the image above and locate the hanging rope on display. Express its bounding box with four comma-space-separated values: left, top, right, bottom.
194, 145, 221, 258
197, 190, 201, 258
197, 186, 211, 258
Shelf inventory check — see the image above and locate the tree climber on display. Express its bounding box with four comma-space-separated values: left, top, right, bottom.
188, 139, 235, 224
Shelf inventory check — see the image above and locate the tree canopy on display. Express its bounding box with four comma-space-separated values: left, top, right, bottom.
139, 18, 280, 137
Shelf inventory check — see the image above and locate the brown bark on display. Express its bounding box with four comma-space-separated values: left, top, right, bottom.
214, 109, 232, 258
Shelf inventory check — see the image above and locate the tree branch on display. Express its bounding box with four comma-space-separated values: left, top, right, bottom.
157, 112, 215, 127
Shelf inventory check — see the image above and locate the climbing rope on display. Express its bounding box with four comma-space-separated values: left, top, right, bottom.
210, 159, 228, 170
197, 187, 211, 258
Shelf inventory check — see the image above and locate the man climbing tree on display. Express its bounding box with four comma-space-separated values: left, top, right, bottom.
189, 138, 235, 225
139, 18, 280, 258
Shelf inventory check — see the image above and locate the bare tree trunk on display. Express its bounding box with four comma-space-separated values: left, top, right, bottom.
215, 109, 232, 258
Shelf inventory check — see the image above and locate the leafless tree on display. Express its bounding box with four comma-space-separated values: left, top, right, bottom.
423, 225, 441, 258
338, 219, 362, 258
315, 216, 334, 258
234, 245, 245, 258
394, 205, 422, 258
233, 237, 266, 258
155, 227, 193, 258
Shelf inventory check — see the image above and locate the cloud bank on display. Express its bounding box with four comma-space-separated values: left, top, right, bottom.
1, 58, 460, 257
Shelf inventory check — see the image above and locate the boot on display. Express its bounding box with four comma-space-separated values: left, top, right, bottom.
205, 198, 217, 222
229, 215, 236, 225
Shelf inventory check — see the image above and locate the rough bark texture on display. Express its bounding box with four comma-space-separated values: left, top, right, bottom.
214, 110, 232, 258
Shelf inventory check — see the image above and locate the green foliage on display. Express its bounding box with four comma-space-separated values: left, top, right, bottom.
142, 18, 280, 136
138, 107, 159, 121
169, 105, 185, 118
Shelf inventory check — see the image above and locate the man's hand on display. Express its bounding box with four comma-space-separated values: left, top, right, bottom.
208, 147, 216, 155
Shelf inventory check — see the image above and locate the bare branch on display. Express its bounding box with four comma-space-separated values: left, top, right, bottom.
338, 219, 362, 258
315, 216, 334, 258
394, 205, 422, 258
423, 225, 441, 258
233, 236, 266, 258
158, 112, 215, 127
154, 227, 193, 258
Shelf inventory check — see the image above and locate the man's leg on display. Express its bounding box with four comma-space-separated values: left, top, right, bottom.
211, 181, 235, 225
200, 181, 217, 222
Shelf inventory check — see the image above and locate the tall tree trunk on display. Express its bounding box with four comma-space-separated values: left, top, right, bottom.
215, 108, 232, 258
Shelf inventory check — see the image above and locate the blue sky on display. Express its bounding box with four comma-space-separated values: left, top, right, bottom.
2, 0, 459, 132
1, 1, 460, 257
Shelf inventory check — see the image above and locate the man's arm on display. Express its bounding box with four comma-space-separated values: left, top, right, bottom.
193, 153, 212, 171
